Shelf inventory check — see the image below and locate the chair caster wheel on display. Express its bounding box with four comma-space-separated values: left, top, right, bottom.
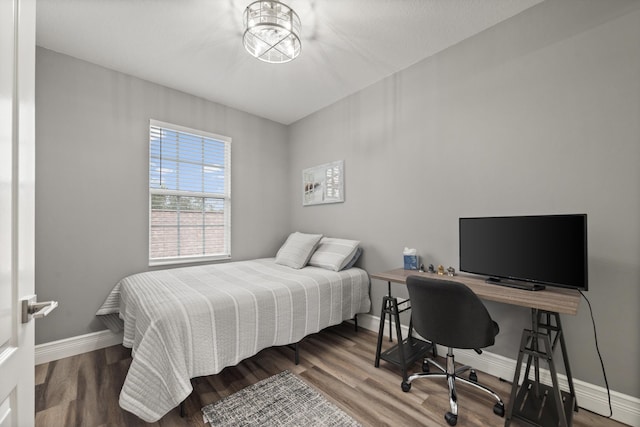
469, 369, 478, 382
422, 360, 430, 372
401, 381, 411, 392
444, 412, 458, 426
493, 402, 505, 417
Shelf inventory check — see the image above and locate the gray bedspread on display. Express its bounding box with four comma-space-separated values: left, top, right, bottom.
96, 258, 371, 422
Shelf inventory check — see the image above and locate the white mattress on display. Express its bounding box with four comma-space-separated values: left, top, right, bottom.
96, 258, 371, 422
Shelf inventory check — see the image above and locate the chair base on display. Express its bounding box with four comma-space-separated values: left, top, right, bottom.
401, 348, 505, 426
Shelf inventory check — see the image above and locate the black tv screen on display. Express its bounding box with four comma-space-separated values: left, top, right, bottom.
459, 214, 588, 291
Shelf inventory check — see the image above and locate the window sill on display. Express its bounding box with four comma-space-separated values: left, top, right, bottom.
149, 254, 231, 268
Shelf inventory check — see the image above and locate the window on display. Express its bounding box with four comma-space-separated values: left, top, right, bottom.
149, 120, 231, 265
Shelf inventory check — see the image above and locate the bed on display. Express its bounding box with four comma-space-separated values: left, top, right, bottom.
96, 253, 371, 422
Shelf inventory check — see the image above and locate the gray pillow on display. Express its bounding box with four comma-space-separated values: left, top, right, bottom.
275, 232, 323, 269
308, 237, 360, 271
342, 247, 363, 270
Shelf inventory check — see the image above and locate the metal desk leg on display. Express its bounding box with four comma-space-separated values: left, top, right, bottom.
391, 297, 408, 382
543, 331, 568, 427
532, 309, 541, 397
387, 281, 393, 342
554, 313, 578, 411
375, 296, 389, 367
505, 330, 528, 426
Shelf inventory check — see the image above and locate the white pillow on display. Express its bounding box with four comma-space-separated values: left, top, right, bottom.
275, 232, 323, 269
308, 237, 360, 272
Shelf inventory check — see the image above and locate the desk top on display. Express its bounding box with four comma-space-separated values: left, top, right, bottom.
371, 268, 580, 315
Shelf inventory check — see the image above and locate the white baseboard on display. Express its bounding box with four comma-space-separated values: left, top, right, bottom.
36, 319, 640, 426
356, 313, 640, 427
35, 329, 123, 365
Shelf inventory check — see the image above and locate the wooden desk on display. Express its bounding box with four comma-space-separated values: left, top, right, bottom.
371, 268, 580, 315
371, 269, 581, 427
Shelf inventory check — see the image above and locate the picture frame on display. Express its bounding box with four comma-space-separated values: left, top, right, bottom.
302, 160, 344, 206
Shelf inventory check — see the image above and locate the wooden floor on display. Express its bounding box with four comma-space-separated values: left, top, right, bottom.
35, 323, 624, 427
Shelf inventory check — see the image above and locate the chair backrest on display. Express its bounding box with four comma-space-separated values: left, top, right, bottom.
406, 276, 497, 350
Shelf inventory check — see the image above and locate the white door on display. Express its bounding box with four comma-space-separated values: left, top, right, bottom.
0, 0, 37, 426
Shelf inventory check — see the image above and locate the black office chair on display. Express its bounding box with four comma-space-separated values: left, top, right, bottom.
402, 276, 505, 426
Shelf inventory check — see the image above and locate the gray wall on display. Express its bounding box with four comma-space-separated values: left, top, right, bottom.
288, 1, 640, 398
35, 0, 640, 400
35, 47, 290, 344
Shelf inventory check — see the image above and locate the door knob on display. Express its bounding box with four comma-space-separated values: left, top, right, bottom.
21, 295, 59, 323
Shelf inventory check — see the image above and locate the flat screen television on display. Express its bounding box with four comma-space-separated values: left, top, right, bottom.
459, 214, 588, 291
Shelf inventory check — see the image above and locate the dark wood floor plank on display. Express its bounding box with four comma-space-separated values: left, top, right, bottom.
39, 356, 80, 411
301, 365, 396, 427
34, 404, 64, 427
35, 323, 625, 427
35, 363, 48, 385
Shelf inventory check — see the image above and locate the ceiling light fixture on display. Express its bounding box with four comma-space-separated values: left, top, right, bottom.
243, 1, 301, 64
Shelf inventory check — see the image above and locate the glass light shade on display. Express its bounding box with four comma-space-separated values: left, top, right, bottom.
243, 1, 301, 63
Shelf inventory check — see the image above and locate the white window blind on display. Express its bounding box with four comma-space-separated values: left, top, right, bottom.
149, 119, 231, 265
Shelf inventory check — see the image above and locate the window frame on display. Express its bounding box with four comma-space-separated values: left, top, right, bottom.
148, 119, 232, 266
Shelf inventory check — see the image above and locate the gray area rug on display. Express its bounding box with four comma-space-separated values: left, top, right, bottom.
201, 370, 361, 426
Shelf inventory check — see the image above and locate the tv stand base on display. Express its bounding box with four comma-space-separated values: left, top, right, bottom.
485, 277, 546, 291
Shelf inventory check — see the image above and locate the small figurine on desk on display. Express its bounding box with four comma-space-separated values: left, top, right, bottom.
418, 264, 425, 272
447, 266, 456, 276
428, 264, 435, 273
437, 265, 445, 275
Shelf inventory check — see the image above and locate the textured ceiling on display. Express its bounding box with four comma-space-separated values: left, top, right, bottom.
36, 0, 543, 125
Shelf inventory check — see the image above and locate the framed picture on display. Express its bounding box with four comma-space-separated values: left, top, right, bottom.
302, 160, 344, 206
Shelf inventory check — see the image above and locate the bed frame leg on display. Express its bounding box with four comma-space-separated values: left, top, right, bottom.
180, 400, 185, 417
354, 314, 358, 332
287, 342, 300, 365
